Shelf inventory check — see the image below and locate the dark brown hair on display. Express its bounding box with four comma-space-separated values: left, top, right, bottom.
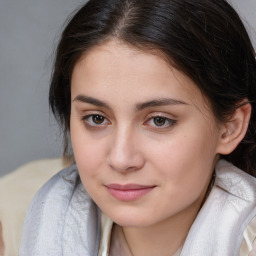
49, 0, 256, 176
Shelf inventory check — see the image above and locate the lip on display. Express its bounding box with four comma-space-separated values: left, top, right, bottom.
106, 184, 156, 201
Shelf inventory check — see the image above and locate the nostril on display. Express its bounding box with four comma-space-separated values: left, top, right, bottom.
107, 147, 145, 172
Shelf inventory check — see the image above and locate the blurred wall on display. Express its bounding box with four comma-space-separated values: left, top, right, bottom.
0, 0, 255, 177
231, 0, 256, 47
0, 0, 84, 177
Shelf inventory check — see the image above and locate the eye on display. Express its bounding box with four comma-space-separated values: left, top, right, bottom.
91, 115, 105, 124
145, 115, 177, 129
153, 116, 168, 126
82, 114, 109, 127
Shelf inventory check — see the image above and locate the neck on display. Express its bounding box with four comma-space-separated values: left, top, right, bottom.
121, 197, 203, 256
122, 207, 196, 256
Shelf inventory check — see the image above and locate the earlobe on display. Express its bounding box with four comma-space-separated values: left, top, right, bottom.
217, 102, 251, 155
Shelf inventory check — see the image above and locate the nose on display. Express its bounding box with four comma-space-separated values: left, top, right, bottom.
107, 127, 145, 173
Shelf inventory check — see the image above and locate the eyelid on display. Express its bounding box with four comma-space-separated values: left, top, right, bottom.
80, 110, 108, 120
146, 112, 176, 120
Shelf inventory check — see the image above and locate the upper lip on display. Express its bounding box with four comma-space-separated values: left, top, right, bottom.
106, 184, 156, 190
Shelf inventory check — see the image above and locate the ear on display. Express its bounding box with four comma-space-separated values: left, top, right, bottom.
216, 102, 251, 155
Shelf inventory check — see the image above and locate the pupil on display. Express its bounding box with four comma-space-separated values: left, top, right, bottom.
93, 115, 104, 124
154, 117, 165, 126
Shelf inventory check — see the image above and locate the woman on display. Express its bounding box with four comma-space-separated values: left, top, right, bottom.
20, 0, 256, 255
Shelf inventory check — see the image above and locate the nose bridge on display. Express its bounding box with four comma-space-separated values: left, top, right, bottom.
108, 123, 144, 172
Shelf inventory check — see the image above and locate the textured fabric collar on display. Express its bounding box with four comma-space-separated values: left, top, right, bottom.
180, 160, 256, 255
19, 165, 101, 256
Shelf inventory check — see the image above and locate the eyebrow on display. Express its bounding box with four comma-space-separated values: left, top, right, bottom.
73, 95, 188, 110
73, 95, 111, 109
136, 98, 188, 111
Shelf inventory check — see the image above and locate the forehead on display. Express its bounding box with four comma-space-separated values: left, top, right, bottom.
71, 40, 210, 112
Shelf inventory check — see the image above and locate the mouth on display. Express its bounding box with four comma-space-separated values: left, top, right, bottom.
105, 184, 156, 201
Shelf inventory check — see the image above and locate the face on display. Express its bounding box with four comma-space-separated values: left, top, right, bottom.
70, 40, 223, 227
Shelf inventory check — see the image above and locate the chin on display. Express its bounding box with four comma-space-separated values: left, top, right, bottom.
106, 210, 156, 228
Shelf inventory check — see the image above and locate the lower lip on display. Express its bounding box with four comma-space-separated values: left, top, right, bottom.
107, 187, 155, 201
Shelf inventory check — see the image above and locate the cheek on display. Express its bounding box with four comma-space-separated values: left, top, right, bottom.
70, 121, 106, 178
148, 131, 216, 197
71, 134, 106, 197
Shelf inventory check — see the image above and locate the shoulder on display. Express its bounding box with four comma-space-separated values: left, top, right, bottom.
20, 164, 101, 255
0, 158, 67, 256
24, 163, 80, 221
0, 158, 69, 222
216, 160, 256, 256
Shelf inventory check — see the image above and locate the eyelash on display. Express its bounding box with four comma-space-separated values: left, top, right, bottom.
81, 114, 177, 130
81, 114, 110, 128
144, 115, 177, 129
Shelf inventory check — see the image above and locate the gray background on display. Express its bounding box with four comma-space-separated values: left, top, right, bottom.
0, 0, 255, 177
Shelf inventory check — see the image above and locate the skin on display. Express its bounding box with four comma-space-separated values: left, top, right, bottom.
70, 40, 229, 255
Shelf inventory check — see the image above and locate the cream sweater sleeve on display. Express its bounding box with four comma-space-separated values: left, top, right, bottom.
0, 158, 67, 256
